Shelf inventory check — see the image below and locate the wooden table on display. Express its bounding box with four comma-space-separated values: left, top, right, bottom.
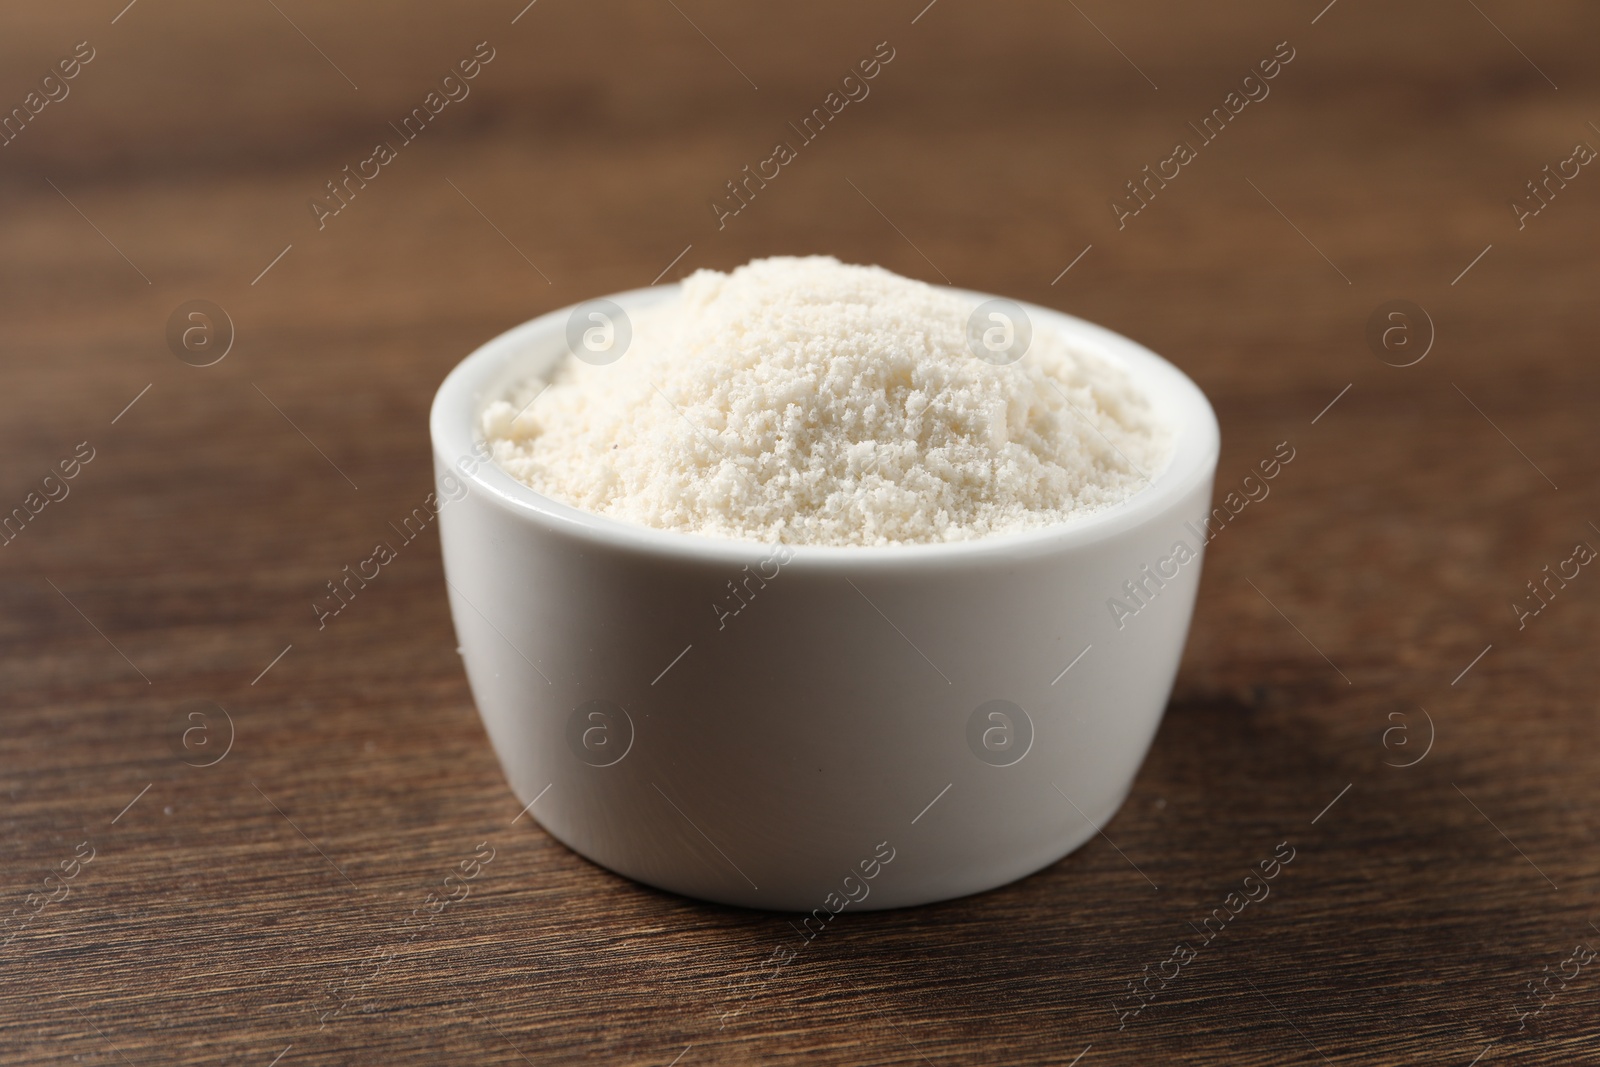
3, 1, 1597, 1063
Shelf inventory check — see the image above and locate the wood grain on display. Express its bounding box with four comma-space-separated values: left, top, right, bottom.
2, 1, 1598, 1063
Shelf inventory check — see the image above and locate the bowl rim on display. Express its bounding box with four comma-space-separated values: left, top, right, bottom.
430, 280, 1220, 569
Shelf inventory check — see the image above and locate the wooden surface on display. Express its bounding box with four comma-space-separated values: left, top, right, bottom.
3, 1, 1599, 1063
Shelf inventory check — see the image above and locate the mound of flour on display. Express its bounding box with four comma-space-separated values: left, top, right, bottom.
481, 256, 1169, 546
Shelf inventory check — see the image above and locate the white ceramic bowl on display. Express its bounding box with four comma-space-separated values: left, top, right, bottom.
431, 284, 1218, 911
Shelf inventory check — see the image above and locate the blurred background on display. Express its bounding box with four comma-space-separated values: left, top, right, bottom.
2, 2, 1597, 1064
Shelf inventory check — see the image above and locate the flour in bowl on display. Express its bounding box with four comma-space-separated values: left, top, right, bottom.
481, 256, 1170, 546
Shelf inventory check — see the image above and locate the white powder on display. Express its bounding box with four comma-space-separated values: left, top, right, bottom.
482, 256, 1170, 546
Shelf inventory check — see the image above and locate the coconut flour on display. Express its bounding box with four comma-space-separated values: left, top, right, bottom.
482, 256, 1170, 546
